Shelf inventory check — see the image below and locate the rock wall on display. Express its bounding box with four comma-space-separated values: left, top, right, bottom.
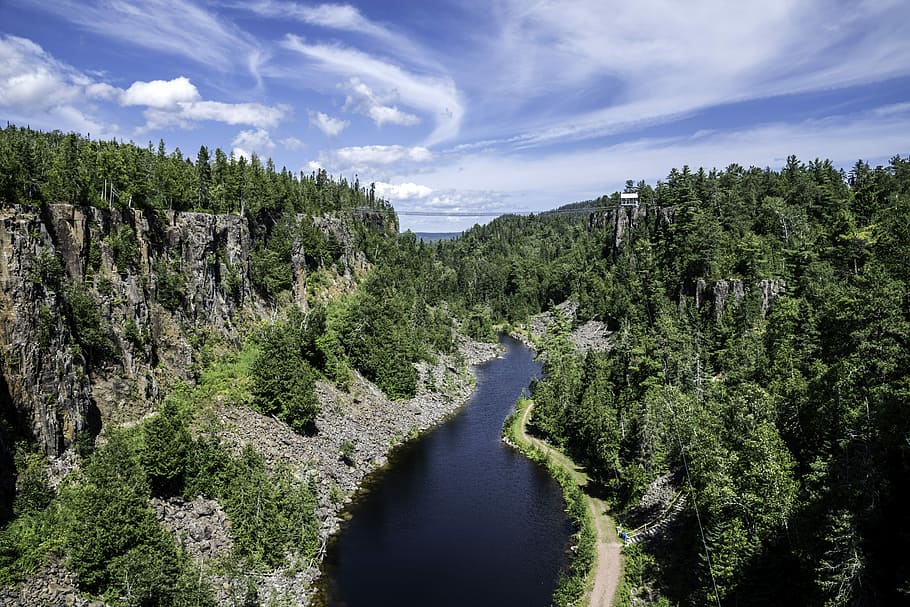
0, 203, 377, 459
588, 204, 675, 255
678, 278, 786, 319
587, 204, 786, 320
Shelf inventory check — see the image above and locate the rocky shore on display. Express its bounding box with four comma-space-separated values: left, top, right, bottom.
5, 337, 501, 607
206, 335, 501, 605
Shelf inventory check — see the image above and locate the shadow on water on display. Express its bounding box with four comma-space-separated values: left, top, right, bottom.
313, 336, 573, 607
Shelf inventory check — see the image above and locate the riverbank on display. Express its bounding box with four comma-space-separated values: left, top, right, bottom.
503, 398, 622, 607
209, 335, 502, 605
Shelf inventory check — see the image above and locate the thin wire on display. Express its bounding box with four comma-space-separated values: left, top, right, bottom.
349, 205, 633, 217
665, 397, 723, 607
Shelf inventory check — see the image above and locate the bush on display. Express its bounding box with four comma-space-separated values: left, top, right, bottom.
65, 283, 111, 359
105, 225, 139, 277
250, 319, 320, 434
12, 448, 52, 516
154, 258, 186, 311
141, 400, 192, 495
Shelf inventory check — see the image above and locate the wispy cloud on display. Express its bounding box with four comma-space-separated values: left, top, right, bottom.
281, 35, 463, 145
176, 100, 287, 128
244, 1, 386, 37
342, 77, 420, 127
473, 0, 910, 148
21, 0, 260, 75
309, 110, 349, 136
232, 128, 275, 159
318, 144, 434, 174
238, 1, 433, 67
405, 106, 910, 205
335, 144, 432, 164
281, 136, 305, 150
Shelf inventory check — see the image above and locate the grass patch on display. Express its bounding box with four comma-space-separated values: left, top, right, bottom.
503, 398, 598, 607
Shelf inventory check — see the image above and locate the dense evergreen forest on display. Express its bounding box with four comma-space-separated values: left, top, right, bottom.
0, 125, 453, 605
0, 124, 390, 216
2, 124, 908, 605
427, 157, 910, 605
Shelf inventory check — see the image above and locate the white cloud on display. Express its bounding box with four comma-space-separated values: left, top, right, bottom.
309, 111, 349, 136
121, 77, 200, 108
281, 136, 304, 150
333, 145, 433, 169
241, 1, 434, 68
85, 82, 120, 101
176, 101, 287, 128
373, 181, 433, 200
0, 35, 111, 135
0, 35, 80, 110
281, 36, 462, 145
135, 100, 287, 133
343, 77, 421, 127
232, 128, 275, 159
366, 105, 421, 127
403, 106, 910, 209
112, 76, 287, 131
247, 1, 374, 31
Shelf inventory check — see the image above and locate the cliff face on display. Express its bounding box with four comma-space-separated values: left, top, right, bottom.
589, 204, 786, 319
0, 204, 374, 462
588, 203, 676, 254
0, 205, 250, 459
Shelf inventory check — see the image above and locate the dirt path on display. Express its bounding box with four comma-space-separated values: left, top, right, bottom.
519, 402, 622, 607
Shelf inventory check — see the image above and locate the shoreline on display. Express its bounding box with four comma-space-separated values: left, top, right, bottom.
503, 398, 621, 607
210, 335, 503, 605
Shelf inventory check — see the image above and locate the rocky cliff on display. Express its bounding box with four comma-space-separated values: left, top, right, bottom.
1, 205, 247, 461
588, 203, 676, 254
0, 204, 383, 484
589, 204, 785, 319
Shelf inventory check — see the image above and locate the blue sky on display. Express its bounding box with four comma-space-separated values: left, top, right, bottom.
1, 0, 909, 231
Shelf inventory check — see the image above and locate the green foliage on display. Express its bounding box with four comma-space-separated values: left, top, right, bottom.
215, 446, 319, 569
57, 429, 211, 605
0, 124, 395, 217
154, 257, 186, 311
339, 440, 356, 466
27, 248, 64, 290
155, 353, 322, 571
141, 400, 192, 494
12, 448, 52, 516
449, 155, 910, 605
250, 245, 292, 298
105, 225, 139, 277
64, 282, 111, 358
37, 304, 54, 349
0, 505, 57, 585
123, 316, 143, 348
250, 311, 321, 434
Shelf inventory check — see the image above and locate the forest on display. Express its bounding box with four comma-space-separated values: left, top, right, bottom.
1, 123, 908, 605
428, 157, 910, 605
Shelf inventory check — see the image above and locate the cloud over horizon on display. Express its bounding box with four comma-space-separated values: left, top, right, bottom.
2, 0, 908, 230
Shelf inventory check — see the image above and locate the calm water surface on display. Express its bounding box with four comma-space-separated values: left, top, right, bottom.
315, 336, 572, 606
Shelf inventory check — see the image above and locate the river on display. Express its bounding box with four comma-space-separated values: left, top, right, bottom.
315, 336, 572, 606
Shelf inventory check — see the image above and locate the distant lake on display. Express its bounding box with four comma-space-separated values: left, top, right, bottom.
412, 232, 461, 242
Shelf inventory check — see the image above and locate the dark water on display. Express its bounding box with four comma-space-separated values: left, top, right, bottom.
316, 337, 572, 606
